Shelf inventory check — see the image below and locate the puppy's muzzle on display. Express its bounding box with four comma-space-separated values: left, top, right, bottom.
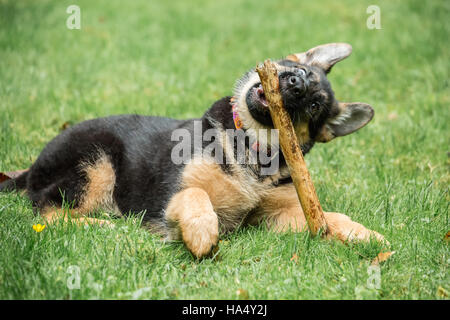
281, 72, 308, 97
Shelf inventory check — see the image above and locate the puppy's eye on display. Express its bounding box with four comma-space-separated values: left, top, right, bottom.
311, 102, 320, 109
298, 69, 306, 77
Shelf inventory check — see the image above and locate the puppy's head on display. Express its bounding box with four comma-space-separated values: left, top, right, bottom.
233, 43, 374, 150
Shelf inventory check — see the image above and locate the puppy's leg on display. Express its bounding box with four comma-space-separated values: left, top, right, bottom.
165, 187, 219, 258
324, 212, 386, 243
35, 152, 117, 228
41, 207, 113, 227
253, 184, 387, 244
249, 184, 308, 232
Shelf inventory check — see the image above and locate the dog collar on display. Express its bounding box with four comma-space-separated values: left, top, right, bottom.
231, 104, 244, 130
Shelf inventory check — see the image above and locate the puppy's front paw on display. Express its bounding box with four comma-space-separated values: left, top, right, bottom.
181, 213, 219, 258
324, 212, 388, 245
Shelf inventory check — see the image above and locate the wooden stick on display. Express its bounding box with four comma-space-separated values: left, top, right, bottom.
256, 59, 328, 236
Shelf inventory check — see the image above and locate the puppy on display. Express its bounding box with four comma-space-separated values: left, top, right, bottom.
0, 43, 386, 258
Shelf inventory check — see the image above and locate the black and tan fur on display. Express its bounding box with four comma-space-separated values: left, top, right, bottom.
0, 43, 386, 258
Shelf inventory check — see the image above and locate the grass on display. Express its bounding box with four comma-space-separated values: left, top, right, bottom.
0, 0, 448, 299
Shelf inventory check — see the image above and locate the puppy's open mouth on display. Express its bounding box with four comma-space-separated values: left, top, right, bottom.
253, 83, 268, 107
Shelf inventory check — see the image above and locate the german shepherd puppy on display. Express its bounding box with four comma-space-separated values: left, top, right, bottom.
0, 43, 386, 258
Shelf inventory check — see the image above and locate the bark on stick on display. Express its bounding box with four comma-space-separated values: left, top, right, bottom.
256, 59, 328, 236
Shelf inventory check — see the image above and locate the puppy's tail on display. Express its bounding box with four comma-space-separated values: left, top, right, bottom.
0, 171, 28, 192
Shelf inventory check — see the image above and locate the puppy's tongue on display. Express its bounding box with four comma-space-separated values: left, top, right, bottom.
257, 86, 268, 107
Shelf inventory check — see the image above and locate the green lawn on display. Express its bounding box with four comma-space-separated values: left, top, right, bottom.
0, 0, 448, 299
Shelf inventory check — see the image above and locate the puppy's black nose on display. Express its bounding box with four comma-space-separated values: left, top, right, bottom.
287, 75, 305, 96
289, 75, 300, 85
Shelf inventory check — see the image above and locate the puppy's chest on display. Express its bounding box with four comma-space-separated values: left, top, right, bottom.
179, 157, 289, 232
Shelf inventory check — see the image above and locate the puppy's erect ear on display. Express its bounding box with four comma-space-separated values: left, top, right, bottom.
316, 102, 374, 142
286, 43, 352, 73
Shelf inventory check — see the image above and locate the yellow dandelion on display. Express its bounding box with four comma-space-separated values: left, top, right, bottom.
32, 224, 46, 233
